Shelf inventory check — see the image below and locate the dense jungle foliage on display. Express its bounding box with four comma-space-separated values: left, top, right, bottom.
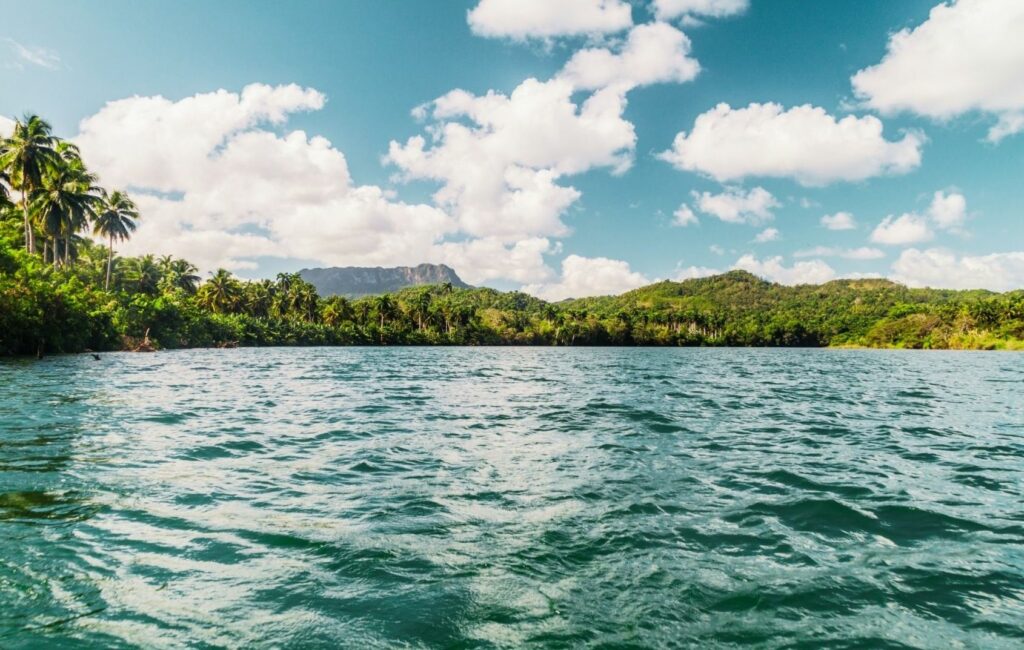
2, 115, 1023, 356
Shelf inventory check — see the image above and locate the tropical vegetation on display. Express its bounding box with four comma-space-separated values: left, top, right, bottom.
2, 114, 1023, 356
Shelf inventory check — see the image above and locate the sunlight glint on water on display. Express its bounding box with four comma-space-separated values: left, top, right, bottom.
1, 348, 1022, 648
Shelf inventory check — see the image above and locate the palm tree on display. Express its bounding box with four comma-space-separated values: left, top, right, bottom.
199, 269, 241, 313
244, 280, 275, 318
169, 259, 200, 293
0, 145, 12, 213
320, 296, 353, 327
93, 190, 139, 289
412, 289, 432, 331
122, 254, 161, 294
374, 294, 396, 329
158, 256, 201, 294
30, 146, 101, 267
0, 115, 59, 254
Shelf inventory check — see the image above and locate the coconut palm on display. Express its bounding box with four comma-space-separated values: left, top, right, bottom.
93, 190, 139, 289
198, 269, 241, 313
373, 294, 397, 329
30, 146, 101, 266
320, 296, 353, 327
0, 145, 12, 212
244, 279, 275, 318
0, 115, 60, 254
158, 257, 201, 294
122, 254, 161, 294
412, 289, 432, 331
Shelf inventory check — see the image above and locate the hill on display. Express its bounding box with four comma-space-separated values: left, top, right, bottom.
2, 222, 1023, 353
299, 264, 469, 297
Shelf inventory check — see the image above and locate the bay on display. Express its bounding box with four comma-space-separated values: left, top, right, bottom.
1, 348, 1022, 648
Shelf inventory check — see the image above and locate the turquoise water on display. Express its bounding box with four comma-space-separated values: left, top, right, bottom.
1, 348, 1022, 648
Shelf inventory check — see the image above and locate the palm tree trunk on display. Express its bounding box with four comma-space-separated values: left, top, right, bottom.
105, 236, 113, 290
22, 190, 34, 254
64, 222, 71, 266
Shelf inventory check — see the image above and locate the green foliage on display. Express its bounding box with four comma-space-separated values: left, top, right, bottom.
2, 114, 1023, 355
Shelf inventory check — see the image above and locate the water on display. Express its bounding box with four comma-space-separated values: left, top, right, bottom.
1, 348, 1022, 648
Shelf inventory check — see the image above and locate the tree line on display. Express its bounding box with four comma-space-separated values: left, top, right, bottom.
2, 114, 1023, 356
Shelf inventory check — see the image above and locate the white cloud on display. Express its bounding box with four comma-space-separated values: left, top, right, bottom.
3, 38, 60, 70
674, 264, 722, 280
467, 0, 632, 40
794, 246, 885, 260
522, 254, 650, 300
693, 186, 778, 224
870, 213, 934, 246
658, 102, 923, 185
653, 0, 748, 20
77, 83, 328, 194
754, 227, 780, 243
821, 211, 857, 230
0, 115, 14, 137
891, 248, 1024, 291
558, 22, 699, 91
434, 237, 555, 285
734, 254, 836, 285
74, 83, 513, 277
672, 204, 698, 226
927, 190, 967, 231
387, 78, 635, 241
709, 244, 726, 255
851, 0, 1024, 142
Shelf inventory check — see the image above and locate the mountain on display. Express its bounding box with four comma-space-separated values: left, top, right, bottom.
298, 263, 470, 297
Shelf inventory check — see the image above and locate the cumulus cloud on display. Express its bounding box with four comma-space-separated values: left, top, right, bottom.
522, 254, 650, 300
870, 213, 934, 246
820, 211, 857, 230
754, 227, 780, 243
77, 83, 328, 193
693, 186, 778, 224
0, 115, 14, 137
435, 237, 555, 285
891, 248, 1024, 291
794, 246, 885, 260
674, 264, 722, 280
658, 102, 924, 185
75, 83, 573, 281
558, 22, 699, 91
467, 0, 632, 40
672, 204, 698, 226
851, 0, 1024, 142
734, 254, 836, 285
387, 78, 635, 241
927, 190, 967, 232
653, 0, 748, 20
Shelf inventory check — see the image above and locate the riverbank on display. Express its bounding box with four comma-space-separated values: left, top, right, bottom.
3, 227, 1023, 355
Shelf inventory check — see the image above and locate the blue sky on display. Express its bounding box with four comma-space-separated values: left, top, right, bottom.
2, 0, 1022, 297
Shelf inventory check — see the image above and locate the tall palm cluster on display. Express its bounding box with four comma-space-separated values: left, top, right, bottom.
0, 114, 138, 287
197, 271, 323, 321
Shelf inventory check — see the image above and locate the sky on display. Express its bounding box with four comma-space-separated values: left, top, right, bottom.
2, 0, 1023, 299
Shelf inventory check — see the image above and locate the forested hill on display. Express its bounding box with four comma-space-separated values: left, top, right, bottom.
5, 223, 1022, 355
4, 112, 1022, 355
558, 271, 1020, 347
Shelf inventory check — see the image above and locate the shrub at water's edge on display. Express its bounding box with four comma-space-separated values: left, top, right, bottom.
2, 114, 1023, 354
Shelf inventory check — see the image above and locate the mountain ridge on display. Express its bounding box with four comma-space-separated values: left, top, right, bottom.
299, 263, 470, 297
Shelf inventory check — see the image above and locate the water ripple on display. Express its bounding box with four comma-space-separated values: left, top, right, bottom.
1, 348, 1022, 648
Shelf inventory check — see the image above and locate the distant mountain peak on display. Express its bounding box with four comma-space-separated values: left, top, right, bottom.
299, 263, 470, 297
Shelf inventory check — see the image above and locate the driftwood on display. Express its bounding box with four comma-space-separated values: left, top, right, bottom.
133, 328, 157, 353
